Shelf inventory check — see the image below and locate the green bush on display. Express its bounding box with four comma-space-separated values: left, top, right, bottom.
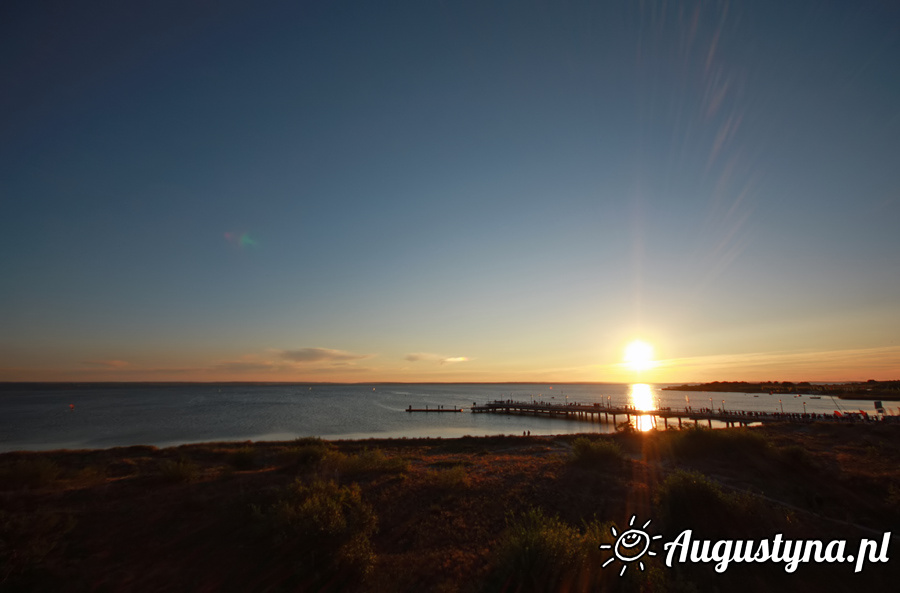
282, 439, 331, 467
570, 437, 624, 468
266, 479, 377, 585
158, 459, 199, 483
487, 508, 611, 591
654, 470, 780, 538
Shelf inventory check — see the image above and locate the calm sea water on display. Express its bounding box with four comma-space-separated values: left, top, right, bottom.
0, 383, 875, 452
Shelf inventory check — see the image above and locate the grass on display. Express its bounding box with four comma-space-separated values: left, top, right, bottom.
0, 509, 76, 584
0, 425, 896, 592
422, 464, 470, 489
0, 457, 61, 490
323, 447, 408, 476
665, 426, 771, 460
227, 446, 257, 470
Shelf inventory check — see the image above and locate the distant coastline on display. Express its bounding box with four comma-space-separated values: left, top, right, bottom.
663, 380, 900, 400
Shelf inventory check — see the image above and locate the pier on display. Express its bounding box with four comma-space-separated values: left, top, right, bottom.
406, 405, 463, 413
470, 400, 882, 428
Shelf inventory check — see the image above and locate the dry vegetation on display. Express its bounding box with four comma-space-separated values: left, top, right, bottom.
1, 424, 898, 592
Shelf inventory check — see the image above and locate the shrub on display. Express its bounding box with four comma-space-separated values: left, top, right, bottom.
422, 465, 470, 490
265, 479, 377, 585
654, 470, 780, 538
325, 448, 408, 475
282, 439, 331, 467
487, 508, 612, 591
158, 459, 199, 483
228, 446, 257, 470
779, 444, 813, 468
570, 437, 624, 468
294, 436, 327, 447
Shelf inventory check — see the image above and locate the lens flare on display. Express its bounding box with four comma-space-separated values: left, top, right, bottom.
224, 231, 257, 248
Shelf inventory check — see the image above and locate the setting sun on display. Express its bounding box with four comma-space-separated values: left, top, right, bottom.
624, 340, 655, 372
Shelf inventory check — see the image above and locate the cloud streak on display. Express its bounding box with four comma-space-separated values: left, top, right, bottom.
278, 348, 372, 363
404, 352, 470, 365
82, 360, 131, 369
214, 361, 284, 373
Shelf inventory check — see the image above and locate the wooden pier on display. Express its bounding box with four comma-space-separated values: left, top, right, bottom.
470, 400, 875, 428
406, 405, 463, 413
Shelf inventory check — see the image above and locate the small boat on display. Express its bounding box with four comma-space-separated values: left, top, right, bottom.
809, 396, 821, 399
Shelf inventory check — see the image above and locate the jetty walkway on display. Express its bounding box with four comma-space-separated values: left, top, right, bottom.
471, 400, 886, 428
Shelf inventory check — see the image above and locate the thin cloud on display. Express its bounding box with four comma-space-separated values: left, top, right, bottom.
301, 366, 374, 374
214, 361, 283, 373
279, 348, 372, 363
441, 357, 469, 365
82, 360, 131, 369
404, 352, 442, 362
404, 352, 470, 364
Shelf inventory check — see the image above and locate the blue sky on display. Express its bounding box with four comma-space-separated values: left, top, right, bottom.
2, 0, 898, 382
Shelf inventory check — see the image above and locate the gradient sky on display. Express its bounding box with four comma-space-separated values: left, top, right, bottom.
2, 0, 899, 383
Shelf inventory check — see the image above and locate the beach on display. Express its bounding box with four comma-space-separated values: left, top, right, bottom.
2, 422, 898, 592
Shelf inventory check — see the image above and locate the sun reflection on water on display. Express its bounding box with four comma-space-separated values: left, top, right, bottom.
629, 383, 657, 432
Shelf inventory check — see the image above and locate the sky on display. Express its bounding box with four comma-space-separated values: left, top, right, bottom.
1, 0, 899, 383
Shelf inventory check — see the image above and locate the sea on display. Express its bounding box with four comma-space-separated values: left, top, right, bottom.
0, 383, 878, 453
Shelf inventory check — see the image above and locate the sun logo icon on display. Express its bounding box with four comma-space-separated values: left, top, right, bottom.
599, 515, 663, 577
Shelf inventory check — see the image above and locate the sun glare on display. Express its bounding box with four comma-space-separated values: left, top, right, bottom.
624, 340, 655, 372
629, 383, 657, 431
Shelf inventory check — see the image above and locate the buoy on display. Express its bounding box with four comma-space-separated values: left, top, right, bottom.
69, 404, 74, 411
